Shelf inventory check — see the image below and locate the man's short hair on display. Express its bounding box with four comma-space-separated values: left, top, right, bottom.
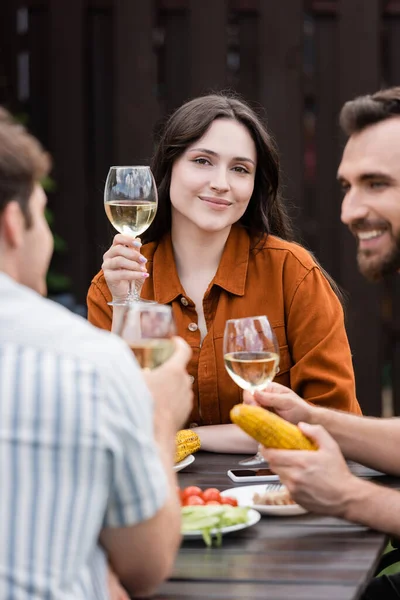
339, 87, 400, 136
0, 107, 51, 225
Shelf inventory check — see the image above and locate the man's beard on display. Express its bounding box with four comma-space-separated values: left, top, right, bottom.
357, 233, 400, 282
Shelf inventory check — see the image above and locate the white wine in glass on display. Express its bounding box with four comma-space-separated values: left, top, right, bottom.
105, 201, 157, 237
118, 303, 176, 370
224, 351, 279, 392
104, 166, 158, 304
223, 315, 280, 466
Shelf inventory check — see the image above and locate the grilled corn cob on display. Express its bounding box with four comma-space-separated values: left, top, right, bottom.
174, 429, 201, 464
230, 404, 317, 451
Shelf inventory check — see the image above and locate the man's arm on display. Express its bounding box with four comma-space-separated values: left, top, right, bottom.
344, 477, 400, 537
191, 423, 258, 454
311, 407, 400, 475
100, 419, 181, 598
263, 422, 400, 536
100, 337, 193, 598
248, 382, 400, 475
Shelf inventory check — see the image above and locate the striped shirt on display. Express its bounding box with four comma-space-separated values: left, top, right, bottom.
0, 273, 168, 599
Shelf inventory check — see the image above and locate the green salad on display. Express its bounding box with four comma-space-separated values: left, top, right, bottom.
181, 505, 250, 547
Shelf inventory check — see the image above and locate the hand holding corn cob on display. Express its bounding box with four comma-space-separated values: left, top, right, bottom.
175, 429, 201, 464
230, 404, 318, 451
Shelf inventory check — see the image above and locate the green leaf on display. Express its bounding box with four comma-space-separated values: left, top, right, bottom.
46, 271, 71, 293
41, 175, 57, 193
53, 233, 67, 253
45, 208, 54, 227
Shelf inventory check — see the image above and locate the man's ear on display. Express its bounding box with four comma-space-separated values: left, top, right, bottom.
0, 201, 26, 248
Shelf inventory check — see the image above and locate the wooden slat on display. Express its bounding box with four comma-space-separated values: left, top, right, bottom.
237, 11, 259, 103
113, 0, 158, 164
187, 0, 228, 97
20, 0, 46, 7
314, 13, 339, 277
87, 8, 115, 277
0, 0, 18, 108
162, 5, 189, 113
159, 0, 186, 8
311, 1, 337, 14
258, 0, 304, 234
48, 0, 88, 302
156, 582, 367, 600
28, 5, 49, 145
386, 0, 400, 15
161, 0, 258, 10
337, 0, 383, 416
231, 0, 258, 11
32, 0, 400, 16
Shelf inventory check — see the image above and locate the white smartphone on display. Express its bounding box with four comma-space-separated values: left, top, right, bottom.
227, 468, 280, 483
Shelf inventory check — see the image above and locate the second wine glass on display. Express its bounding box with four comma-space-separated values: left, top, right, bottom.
104, 165, 158, 304
223, 315, 280, 466
118, 303, 176, 370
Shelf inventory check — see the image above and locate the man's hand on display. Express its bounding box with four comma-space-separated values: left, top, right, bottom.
144, 336, 193, 432
262, 422, 359, 518
243, 382, 315, 425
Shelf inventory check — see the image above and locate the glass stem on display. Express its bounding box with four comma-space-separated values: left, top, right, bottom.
127, 281, 141, 302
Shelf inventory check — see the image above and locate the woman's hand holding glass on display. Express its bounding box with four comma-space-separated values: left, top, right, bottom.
102, 234, 149, 305
223, 315, 280, 466
104, 165, 157, 304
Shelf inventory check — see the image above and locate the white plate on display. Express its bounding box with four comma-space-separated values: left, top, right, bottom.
173, 454, 195, 473
221, 484, 308, 517
182, 507, 261, 538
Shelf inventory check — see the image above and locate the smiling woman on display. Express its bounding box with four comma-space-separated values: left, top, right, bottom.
87, 92, 362, 454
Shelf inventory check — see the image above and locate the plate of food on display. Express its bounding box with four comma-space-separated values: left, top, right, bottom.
181, 504, 261, 546
220, 484, 308, 517
174, 454, 195, 473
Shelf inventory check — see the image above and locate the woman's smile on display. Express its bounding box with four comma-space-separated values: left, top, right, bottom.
199, 195, 233, 210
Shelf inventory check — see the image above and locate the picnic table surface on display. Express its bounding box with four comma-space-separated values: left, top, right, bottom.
154, 451, 400, 600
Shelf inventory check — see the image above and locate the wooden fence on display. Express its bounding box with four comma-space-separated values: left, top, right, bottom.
1, 0, 400, 416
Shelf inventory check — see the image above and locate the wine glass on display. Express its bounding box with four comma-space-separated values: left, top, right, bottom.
117, 302, 176, 369
223, 315, 280, 466
104, 166, 158, 304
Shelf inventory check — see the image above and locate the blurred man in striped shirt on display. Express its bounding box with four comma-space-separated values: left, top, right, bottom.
0, 108, 193, 598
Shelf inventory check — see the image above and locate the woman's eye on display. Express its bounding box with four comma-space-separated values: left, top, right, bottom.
232, 166, 249, 174
193, 157, 211, 166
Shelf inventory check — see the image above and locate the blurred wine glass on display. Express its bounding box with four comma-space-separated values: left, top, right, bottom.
104, 165, 157, 304
118, 303, 176, 370
223, 315, 280, 466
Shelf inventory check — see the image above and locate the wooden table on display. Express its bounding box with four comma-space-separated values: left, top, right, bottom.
154, 452, 400, 600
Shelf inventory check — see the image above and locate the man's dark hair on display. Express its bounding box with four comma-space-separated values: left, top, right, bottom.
340, 87, 400, 136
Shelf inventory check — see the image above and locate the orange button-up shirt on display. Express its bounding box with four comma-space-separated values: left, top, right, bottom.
87, 225, 361, 424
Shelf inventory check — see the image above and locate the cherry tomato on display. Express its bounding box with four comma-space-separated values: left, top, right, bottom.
202, 488, 221, 503
205, 500, 221, 505
220, 496, 238, 507
181, 486, 202, 500
183, 495, 205, 506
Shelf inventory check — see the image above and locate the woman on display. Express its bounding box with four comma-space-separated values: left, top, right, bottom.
87, 93, 361, 453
